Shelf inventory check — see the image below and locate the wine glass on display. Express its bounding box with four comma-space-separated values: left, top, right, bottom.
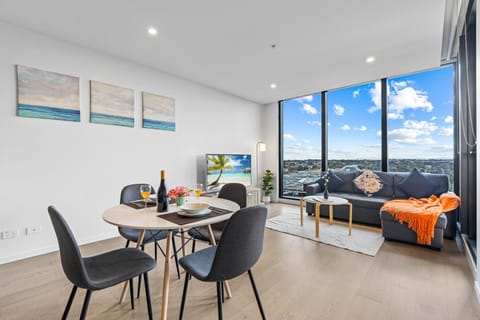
139, 184, 151, 209
193, 183, 203, 199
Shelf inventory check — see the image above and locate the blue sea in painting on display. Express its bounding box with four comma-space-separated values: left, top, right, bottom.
143, 119, 175, 131
18, 104, 80, 122
91, 112, 134, 127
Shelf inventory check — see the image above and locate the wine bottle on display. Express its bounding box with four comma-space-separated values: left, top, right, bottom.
157, 170, 169, 212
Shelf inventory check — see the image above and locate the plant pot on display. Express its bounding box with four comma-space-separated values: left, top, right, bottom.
175, 196, 186, 206
262, 196, 271, 204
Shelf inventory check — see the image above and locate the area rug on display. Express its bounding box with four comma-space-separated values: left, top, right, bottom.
266, 213, 384, 256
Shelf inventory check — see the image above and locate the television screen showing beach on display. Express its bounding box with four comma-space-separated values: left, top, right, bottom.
90, 80, 134, 127
17, 65, 80, 122
206, 154, 251, 188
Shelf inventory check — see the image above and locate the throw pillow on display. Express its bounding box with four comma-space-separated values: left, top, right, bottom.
318, 171, 343, 192
353, 170, 384, 197
398, 168, 437, 199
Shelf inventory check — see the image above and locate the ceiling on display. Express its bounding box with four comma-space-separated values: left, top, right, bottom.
0, 0, 447, 104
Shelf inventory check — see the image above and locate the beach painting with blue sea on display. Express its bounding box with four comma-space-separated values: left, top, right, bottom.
142, 92, 175, 131
90, 81, 134, 127
17, 65, 80, 122
207, 154, 252, 189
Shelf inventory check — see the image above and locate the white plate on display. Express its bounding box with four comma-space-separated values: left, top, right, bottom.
179, 203, 210, 213
177, 208, 211, 217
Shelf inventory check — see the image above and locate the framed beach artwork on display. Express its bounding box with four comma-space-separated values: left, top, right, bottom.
16, 65, 80, 122
90, 80, 134, 127
142, 92, 175, 131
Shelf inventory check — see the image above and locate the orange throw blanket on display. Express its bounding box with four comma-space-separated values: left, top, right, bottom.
381, 193, 461, 245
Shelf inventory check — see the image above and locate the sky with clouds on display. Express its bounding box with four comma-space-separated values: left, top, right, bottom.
282, 65, 454, 160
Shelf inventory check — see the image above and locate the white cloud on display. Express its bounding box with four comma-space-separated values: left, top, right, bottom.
303, 139, 310, 144
387, 112, 404, 120
368, 82, 381, 113
307, 120, 321, 126
430, 116, 437, 121
387, 127, 437, 145
376, 130, 382, 137
340, 124, 351, 131
403, 120, 437, 133
362, 143, 381, 148
353, 89, 360, 98
430, 145, 453, 152
303, 104, 317, 115
388, 83, 433, 117
438, 126, 453, 136
334, 104, 345, 116
444, 115, 453, 123
294, 95, 313, 103
283, 133, 296, 141
354, 125, 367, 131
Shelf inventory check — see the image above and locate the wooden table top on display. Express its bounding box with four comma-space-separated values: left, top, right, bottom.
103, 196, 240, 230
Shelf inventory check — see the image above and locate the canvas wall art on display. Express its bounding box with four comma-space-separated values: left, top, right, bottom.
90, 80, 134, 127
142, 92, 175, 131
17, 65, 80, 122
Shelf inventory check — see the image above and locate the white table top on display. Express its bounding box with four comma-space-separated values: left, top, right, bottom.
303, 195, 349, 205
103, 196, 240, 230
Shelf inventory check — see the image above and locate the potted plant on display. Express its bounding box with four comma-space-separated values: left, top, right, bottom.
261, 169, 274, 204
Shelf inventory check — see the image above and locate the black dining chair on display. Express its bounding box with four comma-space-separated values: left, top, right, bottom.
118, 183, 181, 296
48, 206, 156, 320
188, 183, 247, 251
179, 205, 268, 320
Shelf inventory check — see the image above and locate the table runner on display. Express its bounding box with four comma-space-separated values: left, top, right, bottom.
158, 206, 233, 225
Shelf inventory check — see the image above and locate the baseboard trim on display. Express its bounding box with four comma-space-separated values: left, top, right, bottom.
0, 231, 118, 265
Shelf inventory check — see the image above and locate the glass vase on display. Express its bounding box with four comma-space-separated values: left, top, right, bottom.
323, 185, 329, 200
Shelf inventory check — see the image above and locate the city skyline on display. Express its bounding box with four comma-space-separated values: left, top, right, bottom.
282, 65, 454, 161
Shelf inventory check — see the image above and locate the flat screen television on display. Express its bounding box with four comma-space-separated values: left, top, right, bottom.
206, 153, 251, 190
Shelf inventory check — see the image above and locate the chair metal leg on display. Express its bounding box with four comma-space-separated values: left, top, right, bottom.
216, 281, 223, 320
221, 281, 224, 303
125, 240, 130, 248
248, 269, 266, 320
137, 273, 142, 299
154, 240, 158, 261
171, 234, 181, 279
191, 239, 196, 253
144, 272, 153, 320
179, 272, 190, 320
129, 278, 135, 309
79, 289, 92, 320
61, 285, 77, 320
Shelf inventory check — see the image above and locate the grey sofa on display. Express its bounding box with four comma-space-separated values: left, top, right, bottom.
303, 170, 457, 249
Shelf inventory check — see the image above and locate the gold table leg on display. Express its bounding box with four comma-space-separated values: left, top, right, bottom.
207, 225, 232, 298
160, 230, 173, 320
315, 203, 320, 237
300, 197, 304, 226
329, 205, 333, 225
120, 229, 145, 303
348, 203, 352, 236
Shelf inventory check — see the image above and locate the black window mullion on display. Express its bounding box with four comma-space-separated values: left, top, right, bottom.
381, 78, 388, 172
321, 91, 327, 171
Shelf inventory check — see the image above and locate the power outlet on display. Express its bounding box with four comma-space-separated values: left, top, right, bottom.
1, 229, 19, 240
26, 225, 42, 235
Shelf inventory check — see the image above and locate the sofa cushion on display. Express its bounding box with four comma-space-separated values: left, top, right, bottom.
381, 211, 447, 229
372, 171, 394, 198
332, 192, 390, 210
321, 171, 343, 192
397, 168, 437, 199
331, 171, 357, 193
353, 170, 384, 197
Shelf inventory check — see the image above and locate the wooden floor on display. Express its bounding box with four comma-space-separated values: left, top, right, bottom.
1, 203, 479, 320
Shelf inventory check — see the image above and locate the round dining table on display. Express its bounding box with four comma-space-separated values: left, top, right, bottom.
103, 196, 240, 320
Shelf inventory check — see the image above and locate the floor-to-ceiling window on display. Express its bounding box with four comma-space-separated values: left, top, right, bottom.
280, 93, 322, 197
279, 65, 455, 198
387, 66, 455, 189
327, 82, 381, 171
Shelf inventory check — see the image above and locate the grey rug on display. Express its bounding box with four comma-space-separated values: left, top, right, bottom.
266, 213, 384, 256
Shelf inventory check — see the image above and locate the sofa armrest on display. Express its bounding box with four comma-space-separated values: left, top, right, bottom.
443, 208, 458, 239
304, 182, 321, 196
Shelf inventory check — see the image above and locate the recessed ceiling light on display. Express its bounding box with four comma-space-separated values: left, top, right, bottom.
270, 83, 277, 89
366, 56, 375, 63
148, 27, 158, 36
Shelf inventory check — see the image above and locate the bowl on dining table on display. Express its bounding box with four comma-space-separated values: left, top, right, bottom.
179, 203, 210, 214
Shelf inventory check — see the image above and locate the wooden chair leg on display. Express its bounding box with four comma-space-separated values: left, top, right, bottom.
79, 289, 92, 320
61, 285, 77, 320
216, 281, 223, 320
179, 272, 190, 320
129, 278, 134, 309
143, 273, 153, 320
248, 269, 266, 320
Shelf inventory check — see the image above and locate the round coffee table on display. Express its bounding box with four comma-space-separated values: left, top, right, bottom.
300, 195, 353, 237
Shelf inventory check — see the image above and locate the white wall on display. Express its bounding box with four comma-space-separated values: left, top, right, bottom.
260, 102, 280, 202
0, 22, 263, 264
